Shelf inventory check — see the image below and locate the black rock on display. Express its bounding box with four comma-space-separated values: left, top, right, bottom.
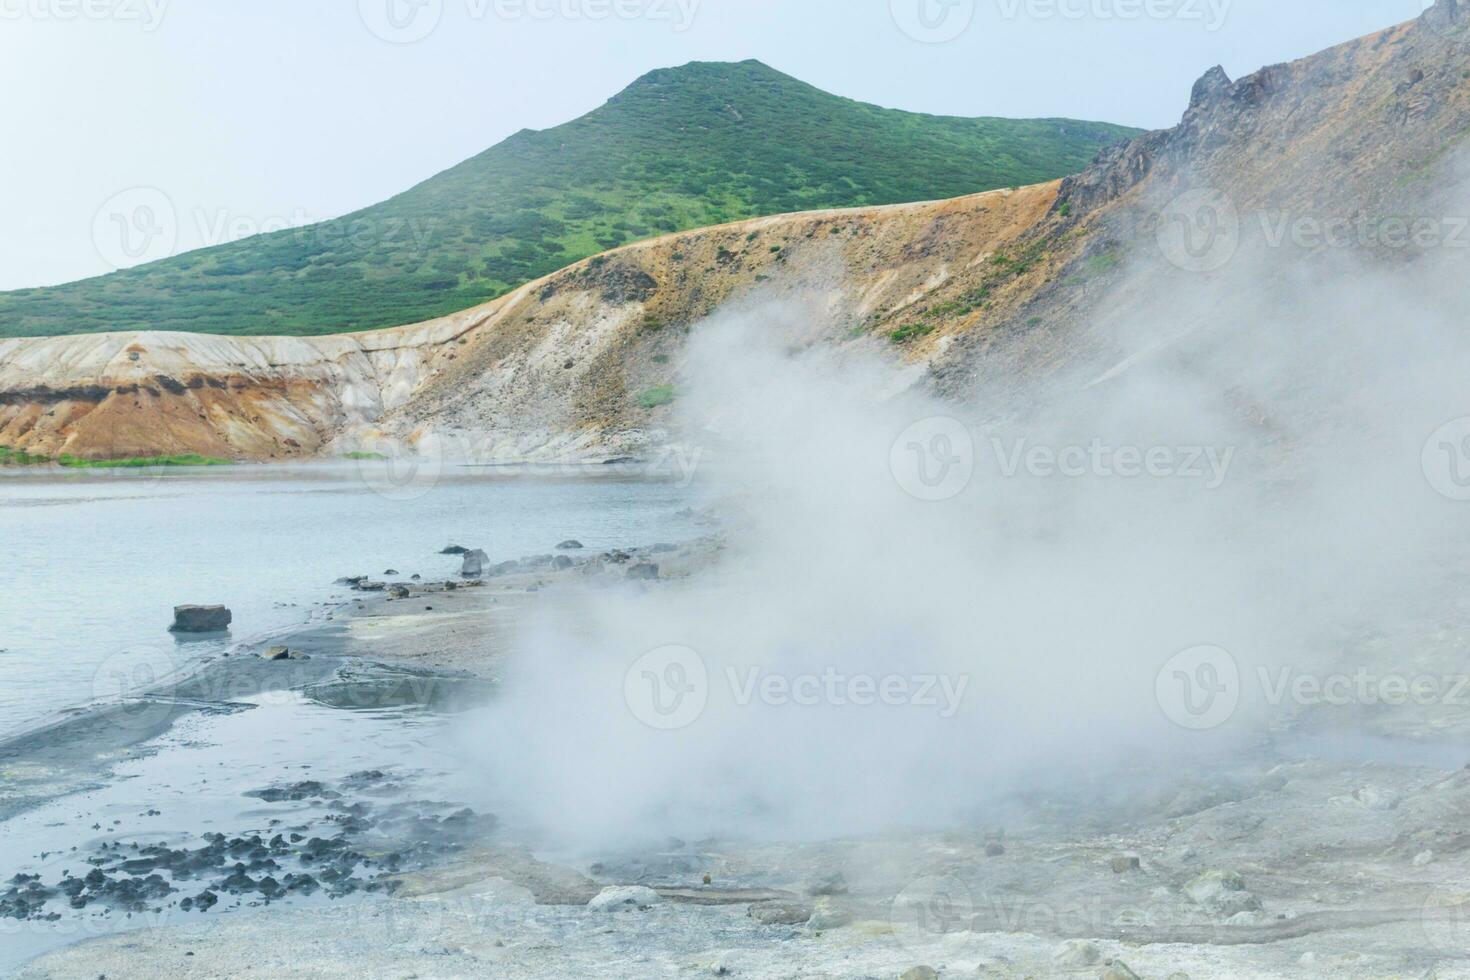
556, 540, 584, 550
170, 605, 232, 633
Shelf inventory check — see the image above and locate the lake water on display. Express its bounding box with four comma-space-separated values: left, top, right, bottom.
0, 463, 705, 736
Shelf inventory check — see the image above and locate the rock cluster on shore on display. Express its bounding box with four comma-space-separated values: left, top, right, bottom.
0, 772, 499, 923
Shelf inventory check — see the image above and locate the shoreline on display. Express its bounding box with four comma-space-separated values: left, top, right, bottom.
0, 533, 717, 823
11, 534, 1470, 978
0, 536, 720, 970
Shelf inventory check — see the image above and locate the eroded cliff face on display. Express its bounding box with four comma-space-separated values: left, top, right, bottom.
0, 316, 476, 459
2, 2, 1467, 463
0, 186, 1059, 461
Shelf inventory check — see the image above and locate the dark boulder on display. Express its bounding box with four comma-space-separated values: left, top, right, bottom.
461, 549, 488, 578
170, 605, 232, 633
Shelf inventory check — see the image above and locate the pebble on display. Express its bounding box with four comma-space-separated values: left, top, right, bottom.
748, 903, 811, 926
805, 871, 848, 897
1053, 939, 1101, 968
588, 886, 661, 912
806, 898, 852, 930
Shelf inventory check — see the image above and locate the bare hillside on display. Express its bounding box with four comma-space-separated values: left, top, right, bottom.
2, 1, 1467, 463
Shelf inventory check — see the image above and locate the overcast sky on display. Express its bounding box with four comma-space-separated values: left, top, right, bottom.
0, 0, 1424, 290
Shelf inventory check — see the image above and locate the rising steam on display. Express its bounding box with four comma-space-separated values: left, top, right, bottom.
454, 164, 1470, 855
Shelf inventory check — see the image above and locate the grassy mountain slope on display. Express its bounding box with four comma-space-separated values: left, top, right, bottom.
0, 60, 1138, 338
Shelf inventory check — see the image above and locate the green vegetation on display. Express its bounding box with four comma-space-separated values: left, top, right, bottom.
2, 449, 233, 470
0, 61, 1139, 339
57, 454, 232, 469
889, 322, 936, 344
636, 384, 678, 408
0, 446, 233, 468
341, 451, 389, 461
1082, 249, 1121, 278
876, 230, 1081, 342
0, 446, 50, 465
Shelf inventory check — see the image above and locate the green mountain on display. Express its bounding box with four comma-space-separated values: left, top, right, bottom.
0, 61, 1140, 338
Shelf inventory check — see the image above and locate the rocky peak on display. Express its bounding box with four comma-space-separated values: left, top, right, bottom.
1422, 0, 1468, 40
1189, 66, 1233, 109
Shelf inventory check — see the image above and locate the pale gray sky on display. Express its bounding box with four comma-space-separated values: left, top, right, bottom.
0, 0, 1422, 290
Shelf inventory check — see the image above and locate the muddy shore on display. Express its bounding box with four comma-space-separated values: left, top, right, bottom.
8, 537, 1470, 978
0, 538, 716, 971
